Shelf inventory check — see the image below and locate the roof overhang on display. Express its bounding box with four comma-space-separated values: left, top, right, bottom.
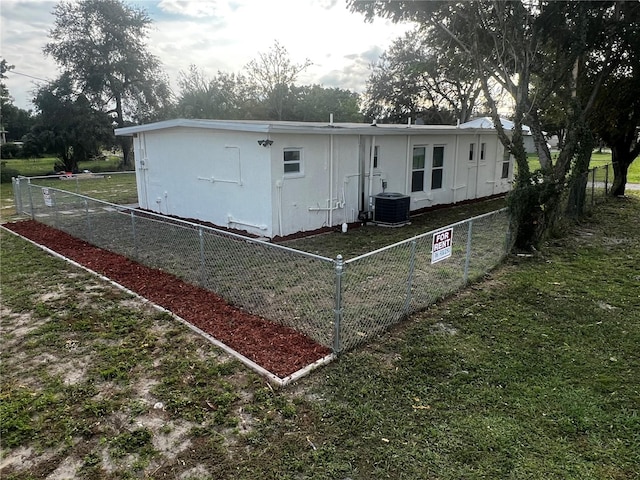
114, 118, 496, 137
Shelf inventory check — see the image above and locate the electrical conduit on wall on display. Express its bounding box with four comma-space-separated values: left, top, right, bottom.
368, 135, 376, 213
329, 132, 334, 228
276, 178, 283, 237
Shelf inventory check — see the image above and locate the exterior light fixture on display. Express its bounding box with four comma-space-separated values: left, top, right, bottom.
257, 139, 274, 147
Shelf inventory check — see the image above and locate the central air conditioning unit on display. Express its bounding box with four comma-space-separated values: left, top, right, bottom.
373, 192, 411, 226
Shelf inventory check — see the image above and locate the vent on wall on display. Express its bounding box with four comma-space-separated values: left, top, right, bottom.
373, 193, 411, 226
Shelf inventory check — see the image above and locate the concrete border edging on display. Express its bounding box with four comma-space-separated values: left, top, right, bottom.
1, 224, 334, 387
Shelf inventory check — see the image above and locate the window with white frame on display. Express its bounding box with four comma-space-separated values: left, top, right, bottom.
480, 142, 486, 161
431, 146, 444, 189
411, 146, 426, 192
469, 142, 475, 161
283, 148, 302, 175
501, 150, 510, 179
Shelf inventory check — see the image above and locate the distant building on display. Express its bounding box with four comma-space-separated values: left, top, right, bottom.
459, 117, 536, 154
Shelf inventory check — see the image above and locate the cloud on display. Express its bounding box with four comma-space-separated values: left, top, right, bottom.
156, 0, 232, 18
1, 0, 414, 110
1, 1, 59, 108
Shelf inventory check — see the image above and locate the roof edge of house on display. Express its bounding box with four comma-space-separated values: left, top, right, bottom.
114, 118, 500, 137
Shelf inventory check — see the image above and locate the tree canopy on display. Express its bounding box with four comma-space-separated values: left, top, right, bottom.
44, 0, 172, 165
363, 31, 481, 124
245, 41, 313, 121
175, 44, 362, 123
350, 0, 640, 249
26, 74, 114, 172
1, 59, 35, 143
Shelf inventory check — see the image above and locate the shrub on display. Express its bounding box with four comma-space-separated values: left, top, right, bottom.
0, 142, 23, 159
0, 161, 19, 183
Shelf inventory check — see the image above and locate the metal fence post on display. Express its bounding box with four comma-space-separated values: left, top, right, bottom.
27, 179, 35, 219
333, 254, 344, 354
505, 222, 512, 255
605, 164, 609, 194
463, 220, 474, 283
591, 168, 596, 206
12, 178, 20, 215
199, 226, 206, 287
130, 211, 138, 260
84, 199, 91, 242
52, 190, 60, 228
403, 239, 417, 314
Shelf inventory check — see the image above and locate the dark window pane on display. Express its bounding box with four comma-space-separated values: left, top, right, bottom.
412, 171, 424, 192
284, 162, 300, 173
431, 168, 443, 189
433, 146, 444, 167
413, 147, 425, 169
501, 161, 510, 179
284, 150, 300, 162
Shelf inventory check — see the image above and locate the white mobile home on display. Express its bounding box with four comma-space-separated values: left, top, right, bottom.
459, 116, 536, 154
115, 119, 513, 238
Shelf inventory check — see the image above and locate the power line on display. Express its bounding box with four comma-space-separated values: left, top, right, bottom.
7, 70, 52, 83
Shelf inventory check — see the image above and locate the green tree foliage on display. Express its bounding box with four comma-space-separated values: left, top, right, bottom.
350, 0, 637, 249
176, 59, 362, 123
590, 77, 640, 196
26, 74, 113, 172
245, 41, 313, 120
287, 85, 361, 122
363, 31, 480, 124
586, 2, 640, 197
44, 0, 173, 166
176, 66, 259, 120
0, 59, 35, 144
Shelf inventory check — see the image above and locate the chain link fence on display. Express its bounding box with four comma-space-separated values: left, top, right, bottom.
12, 177, 511, 354
339, 209, 510, 351
566, 163, 612, 216
12, 172, 137, 212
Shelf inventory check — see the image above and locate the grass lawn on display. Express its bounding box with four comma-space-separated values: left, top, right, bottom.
1, 181, 638, 478
527, 150, 640, 183
0, 172, 138, 221
1, 155, 127, 177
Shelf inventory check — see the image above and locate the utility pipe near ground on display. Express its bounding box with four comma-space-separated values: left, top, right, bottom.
368, 135, 376, 213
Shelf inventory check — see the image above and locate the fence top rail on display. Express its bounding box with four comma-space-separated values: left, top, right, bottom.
16, 171, 134, 181
345, 207, 508, 264
22, 180, 507, 266
23, 182, 334, 264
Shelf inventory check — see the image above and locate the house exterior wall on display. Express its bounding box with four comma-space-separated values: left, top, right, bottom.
363, 132, 512, 214
126, 122, 513, 239
362, 135, 408, 204
268, 133, 360, 237
133, 127, 273, 237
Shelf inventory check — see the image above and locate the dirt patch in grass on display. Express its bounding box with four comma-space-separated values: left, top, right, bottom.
4, 220, 331, 378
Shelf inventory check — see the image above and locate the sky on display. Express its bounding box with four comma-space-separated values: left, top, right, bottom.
0, 0, 414, 111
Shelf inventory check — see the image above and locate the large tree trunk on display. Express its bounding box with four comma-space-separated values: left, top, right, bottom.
610, 155, 629, 197
118, 136, 133, 171
113, 93, 132, 168
609, 143, 640, 197
566, 120, 595, 216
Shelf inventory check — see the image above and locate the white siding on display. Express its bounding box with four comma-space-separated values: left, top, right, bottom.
125, 121, 512, 238
134, 127, 273, 237
269, 133, 360, 237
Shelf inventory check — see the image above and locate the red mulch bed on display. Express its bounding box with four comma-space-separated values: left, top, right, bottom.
4, 220, 332, 378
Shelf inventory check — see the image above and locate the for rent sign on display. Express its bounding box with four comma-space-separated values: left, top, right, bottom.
431, 228, 453, 264
42, 188, 53, 207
